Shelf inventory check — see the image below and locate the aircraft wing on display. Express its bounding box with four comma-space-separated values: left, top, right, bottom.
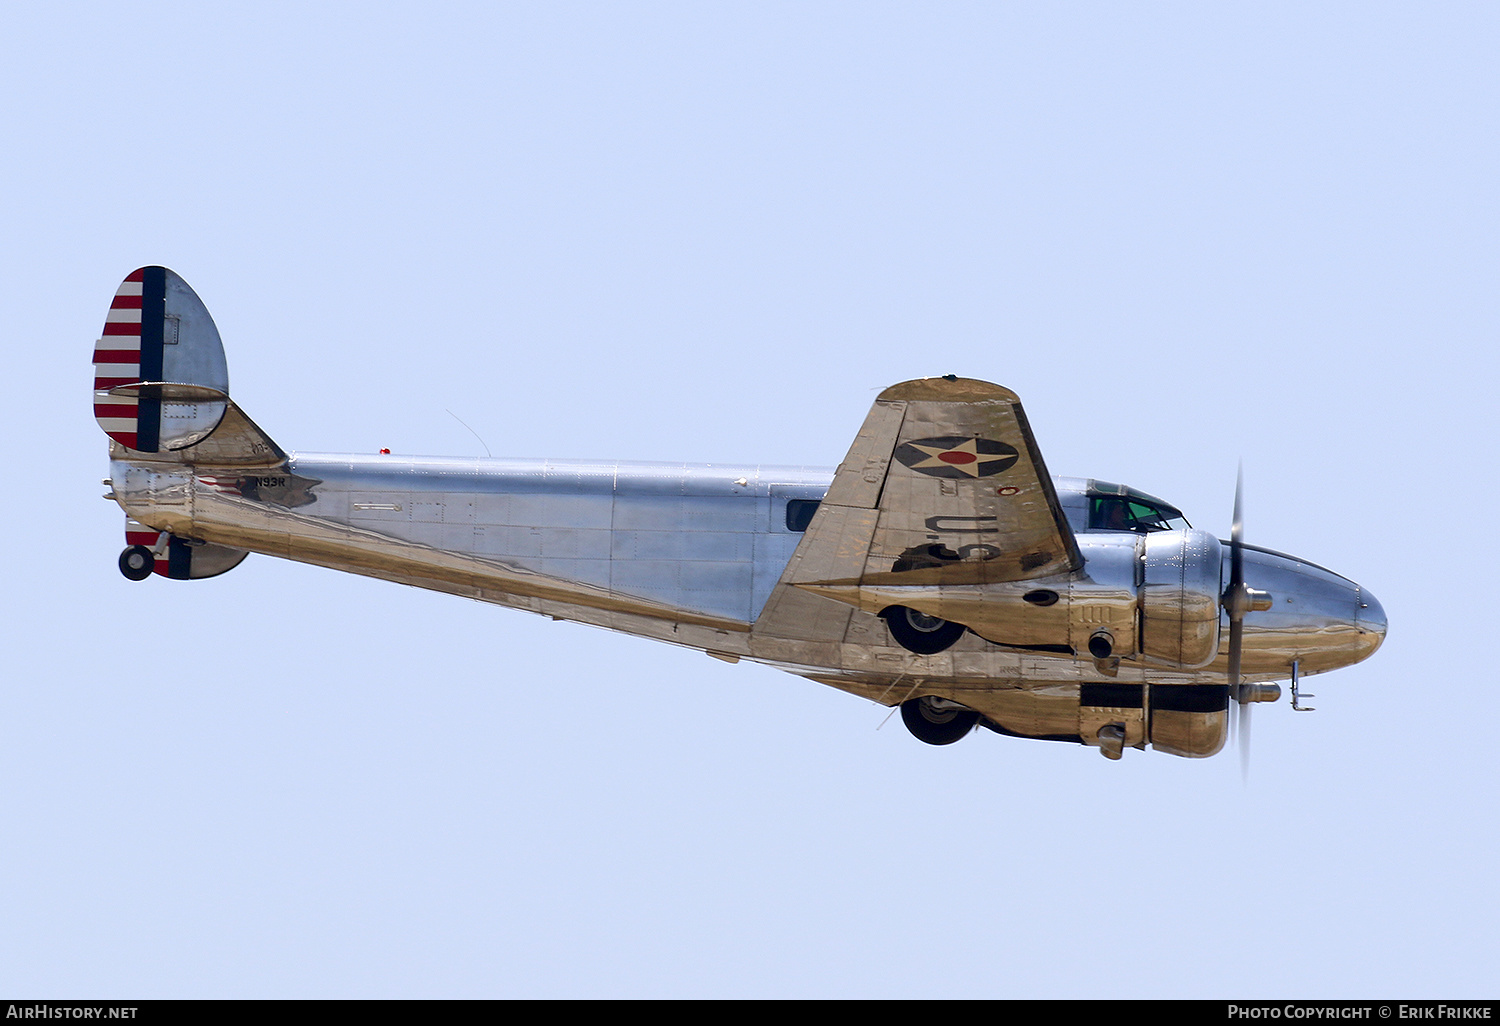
755, 377, 1081, 640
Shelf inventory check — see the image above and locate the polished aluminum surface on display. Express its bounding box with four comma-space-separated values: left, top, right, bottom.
107, 439, 1387, 761
1139, 528, 1223, 669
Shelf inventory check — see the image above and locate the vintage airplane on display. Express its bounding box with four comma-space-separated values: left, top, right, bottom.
94, 267, 1386, 761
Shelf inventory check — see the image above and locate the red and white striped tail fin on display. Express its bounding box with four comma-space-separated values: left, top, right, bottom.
121, 517, 248, 581
92, 267, 229, 453
93, 270, 147, 449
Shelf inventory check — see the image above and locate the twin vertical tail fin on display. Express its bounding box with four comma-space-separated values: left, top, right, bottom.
92, 267, 283, 464
92, 266, 230, 453
98, 267, 276, 581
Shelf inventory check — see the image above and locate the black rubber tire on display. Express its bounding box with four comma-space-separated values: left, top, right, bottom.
884, 605, 966, 654
119, 545, 155, 581
900, 697, 980, 745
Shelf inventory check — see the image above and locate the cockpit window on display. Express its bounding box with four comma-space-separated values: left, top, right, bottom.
1086, 482, 1190, 533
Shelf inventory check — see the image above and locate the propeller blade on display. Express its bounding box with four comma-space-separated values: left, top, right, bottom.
1228, 613, 1246, 771
1226, 464, 1249, 778
1227, 611, 1244, 688
1239, 699, 1252, 782
1228, 463, 1244, 597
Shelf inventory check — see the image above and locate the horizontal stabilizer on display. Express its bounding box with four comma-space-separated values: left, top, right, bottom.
104, 384, 284, 466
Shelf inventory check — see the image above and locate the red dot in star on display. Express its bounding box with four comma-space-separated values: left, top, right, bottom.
938, 451, 976, 465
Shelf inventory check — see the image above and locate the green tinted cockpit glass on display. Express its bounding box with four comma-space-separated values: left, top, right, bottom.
1086, 484, 1190, 533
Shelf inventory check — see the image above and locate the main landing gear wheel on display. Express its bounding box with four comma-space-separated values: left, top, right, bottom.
118, 545, 154, 581
900, 696, 980, 745
883, 605, 966, 654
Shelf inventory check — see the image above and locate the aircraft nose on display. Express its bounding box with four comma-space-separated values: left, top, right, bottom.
1355, 586, 1387, 650
1234, 547, 1387, 673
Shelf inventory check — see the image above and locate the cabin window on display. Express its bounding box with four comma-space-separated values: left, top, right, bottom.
786, 499, 821, 532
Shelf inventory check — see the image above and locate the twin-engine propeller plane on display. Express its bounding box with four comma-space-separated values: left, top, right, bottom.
95, 267, 1386, 761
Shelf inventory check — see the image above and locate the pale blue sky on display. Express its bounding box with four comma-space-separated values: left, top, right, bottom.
2, 2, 1495, 998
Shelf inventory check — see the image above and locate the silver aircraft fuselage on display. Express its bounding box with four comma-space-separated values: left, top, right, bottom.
108, 453, 1385, 693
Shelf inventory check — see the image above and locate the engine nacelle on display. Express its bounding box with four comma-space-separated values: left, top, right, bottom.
828, 529, 1226, 673
946, 682, 1232, 759
955, 530, 1222, 670
1138, 529, 1223, 669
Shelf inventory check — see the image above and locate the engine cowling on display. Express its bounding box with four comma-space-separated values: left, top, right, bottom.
1138, 529, 1223, 669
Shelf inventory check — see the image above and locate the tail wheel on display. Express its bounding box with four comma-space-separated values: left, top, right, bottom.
119, 545, 154, 581
900, 696, 980, 745
884, 605, 965, 654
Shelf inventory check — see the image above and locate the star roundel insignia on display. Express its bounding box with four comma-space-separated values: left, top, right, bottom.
893, 436, 1020, 479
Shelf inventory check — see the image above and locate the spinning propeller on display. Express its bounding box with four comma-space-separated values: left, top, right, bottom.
1222, 466, 1273, 777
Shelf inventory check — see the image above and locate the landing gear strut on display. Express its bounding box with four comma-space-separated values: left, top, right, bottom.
900, 696, 980, 745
